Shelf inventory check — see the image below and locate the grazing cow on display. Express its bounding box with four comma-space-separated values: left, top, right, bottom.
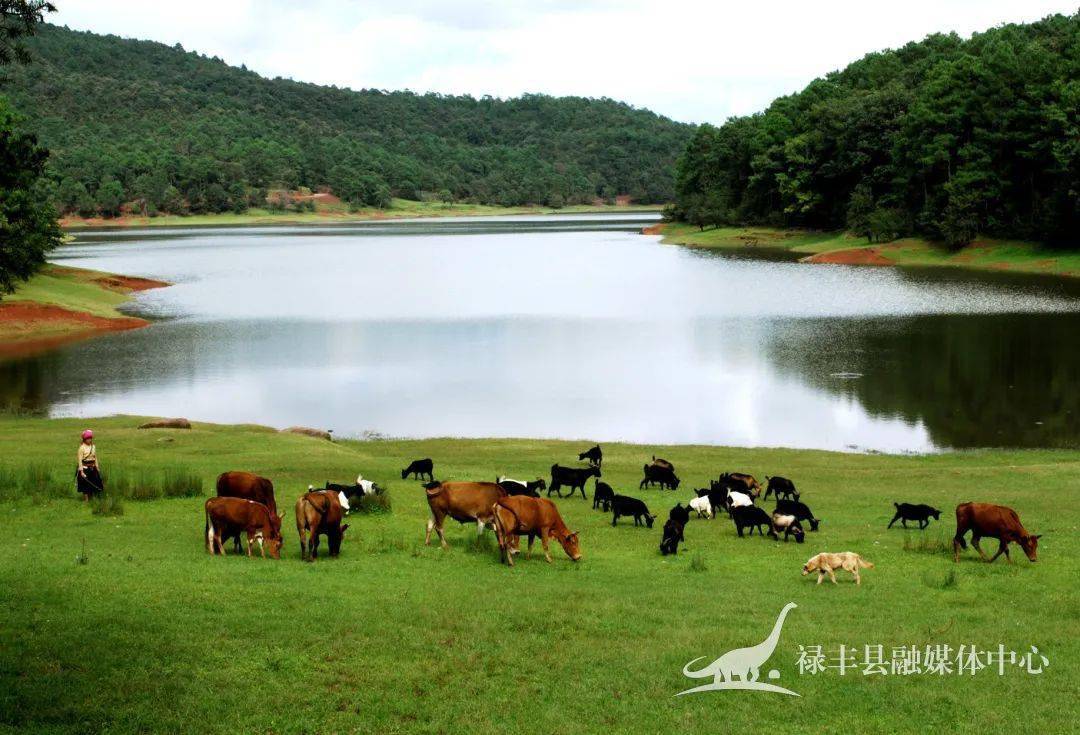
731, 505, 772, 537
640, 462, 680, 490
401, 458, 435, 481
689, 495, 713, 519
578, 444, 603, 468
660, 519, 685, 555
887, 502, 941, 530
549, 464, 600, 499
668, 502, 691, 526
497, 476, 546, 497
492, 495, 581, 566
764, 475, 799, 501
770, 513, 805, 543
216, 471, 278, 553
205, 496, 283, 558
593, 480, 616, 511
953, 502, 1040, 563
295, 489, 350, 561
611, 494, 656, 528
774, 498, 820, 531
422, 481, 506, 549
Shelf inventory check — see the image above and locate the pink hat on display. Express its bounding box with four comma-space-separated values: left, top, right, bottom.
81, 429, 93, 440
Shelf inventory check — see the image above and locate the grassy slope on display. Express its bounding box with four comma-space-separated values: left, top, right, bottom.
0, 415, 1076, 734
0, 266, 151, 344
61, 198, 661, 230
657, 222, 1080, 277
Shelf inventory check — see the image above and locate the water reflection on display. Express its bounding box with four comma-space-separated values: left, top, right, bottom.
4, 214, 1079, 451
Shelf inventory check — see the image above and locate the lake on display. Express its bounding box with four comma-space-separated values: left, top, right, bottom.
4, 213, 1080, 452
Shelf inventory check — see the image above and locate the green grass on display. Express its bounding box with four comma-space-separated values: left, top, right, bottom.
61, 198, 661, 230
4, 266, 133, 319
657, 223, 1080, 277
0, 414, 1076, 733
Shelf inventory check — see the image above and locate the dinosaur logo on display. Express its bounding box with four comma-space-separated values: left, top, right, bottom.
676, 602, 799, 697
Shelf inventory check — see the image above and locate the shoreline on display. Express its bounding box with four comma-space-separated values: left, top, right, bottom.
0, 265, 169, 358
651, 222, 1080, 279
60, 199, 662, 231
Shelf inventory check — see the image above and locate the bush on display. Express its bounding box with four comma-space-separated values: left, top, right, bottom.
20, 463, 69, 499
689, 552, 707, 572
91, 494, 124, 516
866, 207, 909, 243
161, 467, 203, 498
354, 490, 391, 515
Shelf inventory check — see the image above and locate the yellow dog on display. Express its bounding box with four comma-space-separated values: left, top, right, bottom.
802, 552, 874, 585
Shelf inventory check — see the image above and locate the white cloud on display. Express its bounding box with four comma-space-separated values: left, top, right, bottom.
50, 0, 1077, 123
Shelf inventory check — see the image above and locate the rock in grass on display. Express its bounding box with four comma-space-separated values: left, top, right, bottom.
138, 418, 191, 429
282, 426, 333, 441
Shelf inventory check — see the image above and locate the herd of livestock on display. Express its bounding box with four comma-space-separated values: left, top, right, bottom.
203, 444, 1043, 573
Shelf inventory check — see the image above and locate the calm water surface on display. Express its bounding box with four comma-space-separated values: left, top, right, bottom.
4, 213, 1080, 452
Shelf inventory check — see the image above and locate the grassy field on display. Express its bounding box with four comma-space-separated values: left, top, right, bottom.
657, 222, 1080, 277
60, 198, 661, 230
0, 414, 1076, 734
0, 266, 165, 350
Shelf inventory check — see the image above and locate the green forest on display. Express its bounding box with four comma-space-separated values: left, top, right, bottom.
671, 12, 1079, 247
0, 23, 692, 217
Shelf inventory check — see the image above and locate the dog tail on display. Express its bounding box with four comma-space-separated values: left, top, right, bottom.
858, 556, 875, 569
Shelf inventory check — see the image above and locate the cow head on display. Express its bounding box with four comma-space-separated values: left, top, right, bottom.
1020, 534, 1041, 562
558, 530, 582, 561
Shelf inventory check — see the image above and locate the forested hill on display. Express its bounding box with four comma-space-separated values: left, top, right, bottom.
672, 13, 1079, 247
0, 24, 693, 217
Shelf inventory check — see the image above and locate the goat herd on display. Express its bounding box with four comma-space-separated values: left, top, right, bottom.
203, 444, 1044, 579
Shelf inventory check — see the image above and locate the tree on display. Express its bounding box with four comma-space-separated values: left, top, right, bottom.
0, 98, 61, 294
96, 177, 125, 217
0, 1, 58, 295
0, 1, 54, 65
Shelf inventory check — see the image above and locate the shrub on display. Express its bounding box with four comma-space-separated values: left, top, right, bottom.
91, 494, 124, 516
161, 467, 203, 498
355, 491, 391, 515
21, 463, 69, 499
689, 552, 707, 573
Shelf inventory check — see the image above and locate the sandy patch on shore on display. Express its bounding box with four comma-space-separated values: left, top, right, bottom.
801, 247, 895, 266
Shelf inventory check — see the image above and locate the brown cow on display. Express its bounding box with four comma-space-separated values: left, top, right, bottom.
205, 496, 283, 559
295, 490, 350, 561
492, 495, 581, 566
423, 481, 506, 549
217, 471, 277, 552
953, 502, 1040, 563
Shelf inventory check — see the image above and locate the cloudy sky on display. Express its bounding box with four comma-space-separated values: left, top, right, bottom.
51, 0, 1077, 124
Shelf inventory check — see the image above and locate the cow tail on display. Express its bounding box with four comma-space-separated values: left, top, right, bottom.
205, 508, 214, 552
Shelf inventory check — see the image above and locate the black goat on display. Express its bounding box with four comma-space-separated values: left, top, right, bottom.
774, 498, 820, 531
611, 494, 656, 528
731, 505, 772, 537
578, 444, 603, 468
660, 519, 684, 555
887, 502, 941, 529
549, 464, 600, 499
593, 480, 615, 511
401, 458, 434, 481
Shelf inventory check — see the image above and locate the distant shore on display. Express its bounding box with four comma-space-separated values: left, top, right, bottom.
0, 265, 169, 358
651, 222, 1080, 279
59, 197, 661, 231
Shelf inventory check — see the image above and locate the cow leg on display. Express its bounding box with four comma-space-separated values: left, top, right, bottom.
971, 534, 988, 561
540, 533, 553, 563
310, 532, 320, 560
988, 539, 1010, 564
245, 533, 254, 557
525, 534, 535, 559
256, 536, 266, 558
424, 517, 434, 546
